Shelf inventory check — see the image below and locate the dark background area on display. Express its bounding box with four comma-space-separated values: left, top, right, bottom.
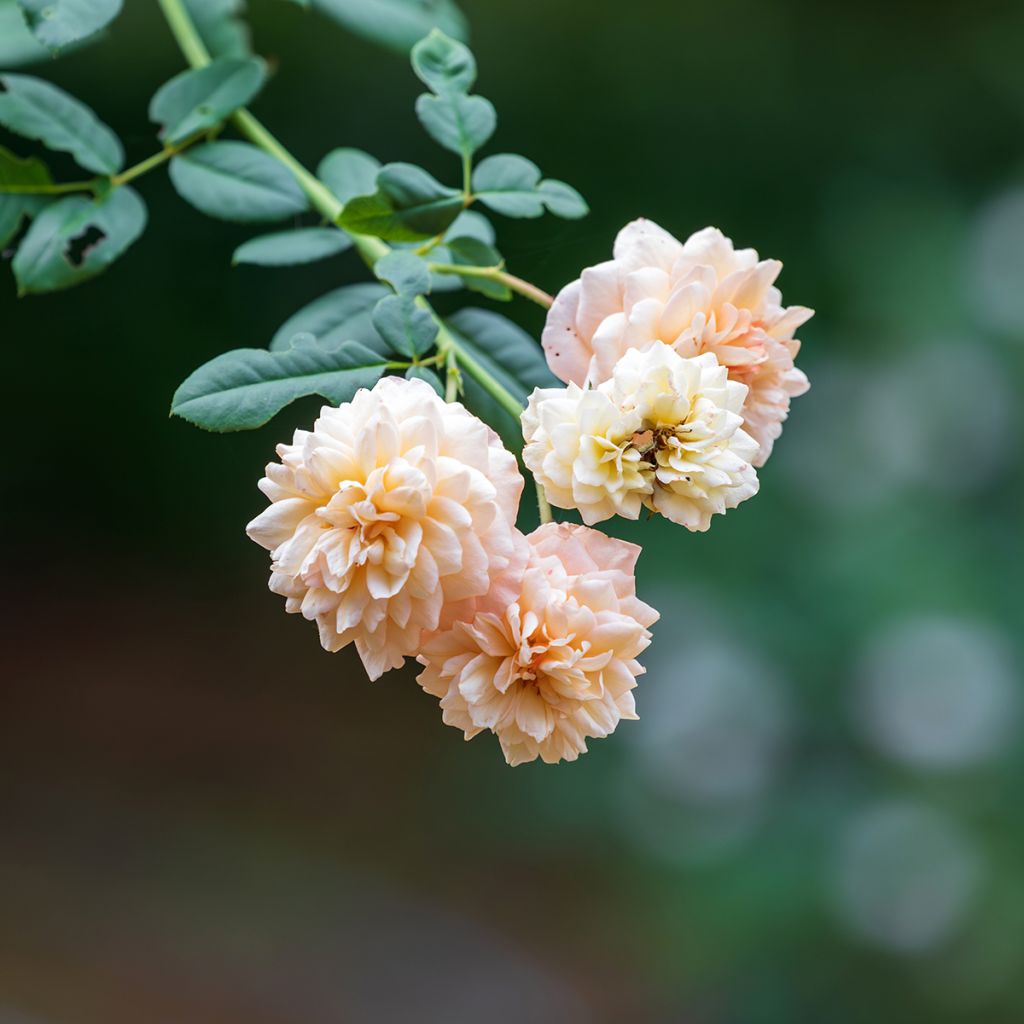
2, 1, 1024, 1021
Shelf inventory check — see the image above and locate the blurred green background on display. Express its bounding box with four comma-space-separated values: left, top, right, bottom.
3, 1, 1024, 1021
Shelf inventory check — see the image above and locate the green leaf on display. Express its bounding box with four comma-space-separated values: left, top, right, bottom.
0, 1, 50, 68
411, 28, 475, 94
472, 154, 588, 219
184, 0, 250, 59
444, 236, 510, 300
310, 0, 466, 53
415, 92, 495, 159
171, 334, 389, 431
149, 57, 266, 145
405, 364, 443, 395
374, 249, 430, 295
338, 162, 462, 241
446, 307, 557, 451
372, 294, 437, 358
0, 142, 51, 188
16, 0, 122, 51
12, 185, 146, 293
317, 147, 380, 205
445, 208, 494, 244
270, 281, 390, 353
0, 73, 122, 174
232, 227, 351, 267
0, 145, 51, 245
169, 141, 309, 223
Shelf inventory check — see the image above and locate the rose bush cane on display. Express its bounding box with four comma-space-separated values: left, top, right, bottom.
0, 1, 812, 765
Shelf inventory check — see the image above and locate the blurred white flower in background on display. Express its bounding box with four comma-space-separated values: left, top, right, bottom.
831, 800, 984, 954
969, 186, 1024, 335
613, 588, 793, 863
781, 338, 1016, 512
853, 615, 1018, 772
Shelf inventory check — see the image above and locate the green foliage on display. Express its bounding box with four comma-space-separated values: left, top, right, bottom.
309, 0, 466, 53
184, 0, 251, 59
372, 295, 437, 357
338, 162, 463, 241
233, 227, 351, 266
16, 0, 122, 51
0, 1, 51, 68
0, 73, 123, 174
445, 307, 559, 449
405, 364, 444, 395
412, 30, 495, 159
374, 249, 430, 295
169, 141, 309, 222
0, 146, 51, 245
445, 208, 494, 244
445, 236, 511, 300
150, 57, 266, 145
472, 154, 587, 219
269, 282, 390, 352
170, 334, 390, 431
317, 147, 380, 204
0, 143, 51, 189
12, 185, 146, 293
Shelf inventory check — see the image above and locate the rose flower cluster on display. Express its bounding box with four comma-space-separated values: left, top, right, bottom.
248, 221, 812, 765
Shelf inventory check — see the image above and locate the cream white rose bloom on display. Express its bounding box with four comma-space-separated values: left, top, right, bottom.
523, 342, 759, 531
417, 523, 659, 766
246, 377, 525, 681
541, 219, 812, 466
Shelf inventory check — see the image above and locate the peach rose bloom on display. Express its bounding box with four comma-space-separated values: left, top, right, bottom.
541, 219, 812, 466
246, 377, 525, 681
417, 523, 659, 765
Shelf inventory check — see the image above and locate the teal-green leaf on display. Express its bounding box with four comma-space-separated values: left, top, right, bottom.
0, 1, 51, 68
405, 364, 443, 396
12, 185, 146, 293
411, 28, 475, 95
446, 307, 557, 450
233, 227, 351, 267
472, 154, 588, 220
150, 57, 266, 145
184, 0, 250, 59
0, 144, 52, 245
270, 281, 390, 353
372, 294, 437, 357
16, 0, 122, 51
374, 249, 430, 295
338, 162, 463, 242
171, 335, 389, 431
445, 208, 494, 244
0, 73, 122, 174
310, 0, 466, 53
317, 147, 380, 205
169, 141, 309, 222
444, 236, 510, 300
415, 92, 495, 159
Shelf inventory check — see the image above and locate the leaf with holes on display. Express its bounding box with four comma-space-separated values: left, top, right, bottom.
171, 335, 390, 431
338, 162, 463, 242
170, 141, 308, 222
472, 154, 587, 219
16, 0, 122, 51
12, 185, 146, 293
372, 295, 437, 358
150, 57, 266, 145
270, 282, 390, 353
233, 227, 351, 267
0, 73, 122, 174
317, 147, 380, 205
310, 0, 466, 53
